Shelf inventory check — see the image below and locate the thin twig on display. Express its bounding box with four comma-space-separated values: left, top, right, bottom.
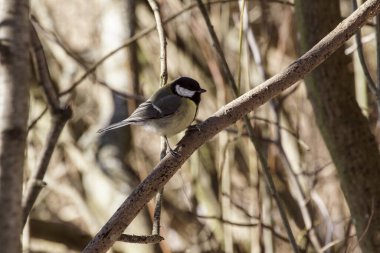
118, 234, 164, 244
237, 0, 246, 89
147, 0, 168, 237
319, 239, 344, 252
311, 191, 333, 253
82, 2, 380, 251
344, 219, 354, 253
344, 32, 375, 55
97, 80, 144, 102
352, 0, 379, 96
152, 188, 163, 235
242, 0, 266, 81
196, 1, 300, 252
221, 192, 260, 219
251, 116, 309, 149
30, 24, 60, 110
353, 0, 380, 123
148, 0, 167, 86
195, 214, 290, 242
349, 198, 375, 252
28, 106, 48, 131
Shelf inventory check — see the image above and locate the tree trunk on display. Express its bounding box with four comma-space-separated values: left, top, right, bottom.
0, 0, 30, 252
295, 0, 380, 252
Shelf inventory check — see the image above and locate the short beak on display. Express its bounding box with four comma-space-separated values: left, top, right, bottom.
198, 88, 207, 93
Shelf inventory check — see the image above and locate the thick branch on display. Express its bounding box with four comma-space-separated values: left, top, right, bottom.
83, 1, 380, 252
0, 1, 30, 252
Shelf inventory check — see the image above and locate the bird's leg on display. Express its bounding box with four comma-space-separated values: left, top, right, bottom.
164, 136, 180, 157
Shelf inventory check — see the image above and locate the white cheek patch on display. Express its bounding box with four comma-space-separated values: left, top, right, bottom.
176, 85, 196, 98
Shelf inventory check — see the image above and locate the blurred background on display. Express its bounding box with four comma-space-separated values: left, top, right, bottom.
25, 0, 378, 252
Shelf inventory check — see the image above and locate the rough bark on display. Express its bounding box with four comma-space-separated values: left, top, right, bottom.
0, 0, 30, 252
295, 0, 380, 252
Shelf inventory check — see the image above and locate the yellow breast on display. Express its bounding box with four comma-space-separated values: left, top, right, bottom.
144, 98, 197, 136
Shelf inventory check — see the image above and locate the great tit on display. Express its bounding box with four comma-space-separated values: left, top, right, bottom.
98, 77, 206, 155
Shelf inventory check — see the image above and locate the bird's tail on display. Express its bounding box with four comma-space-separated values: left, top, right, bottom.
97, 120, 132, 134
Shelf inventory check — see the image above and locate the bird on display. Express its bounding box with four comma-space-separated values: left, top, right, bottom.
98, 77, 206, 156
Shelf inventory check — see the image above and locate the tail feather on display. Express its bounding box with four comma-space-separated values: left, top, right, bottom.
97, 120, 132, 134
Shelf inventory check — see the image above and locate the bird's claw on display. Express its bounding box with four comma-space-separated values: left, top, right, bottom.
168, 147, 181, 158
186, 124, 201, 133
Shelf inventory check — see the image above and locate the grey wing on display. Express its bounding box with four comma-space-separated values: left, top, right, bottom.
128, 94, 182, 121
98, 93, 181, 134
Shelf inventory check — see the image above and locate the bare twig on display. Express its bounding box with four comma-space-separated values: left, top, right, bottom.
82, 1, 380, 251
195, 214, 289, 242
118, 234, 164, 244
97, 80, 144, 102
28, 106, 48, 131
221, 192, 260, 219
349, 198, 375, 252
148, 0, 167, 86
29, 24, 60, 110
352, 0, 380, 128
344, 219, 354, 253
237, 0, 246, 89
152, 188, 163, 235
251, 116, 309, 150
311, 191, 333, 253
147, 0, 169, 237
345, 32, 375, 55
319, 239, 344, 252
242, 0, 266, 81
352, 0, 380, 99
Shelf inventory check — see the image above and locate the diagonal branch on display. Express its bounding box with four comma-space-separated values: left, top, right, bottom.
82, 1, 380, 252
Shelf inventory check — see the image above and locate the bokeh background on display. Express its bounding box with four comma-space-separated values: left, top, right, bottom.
25, 0, 378, 252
